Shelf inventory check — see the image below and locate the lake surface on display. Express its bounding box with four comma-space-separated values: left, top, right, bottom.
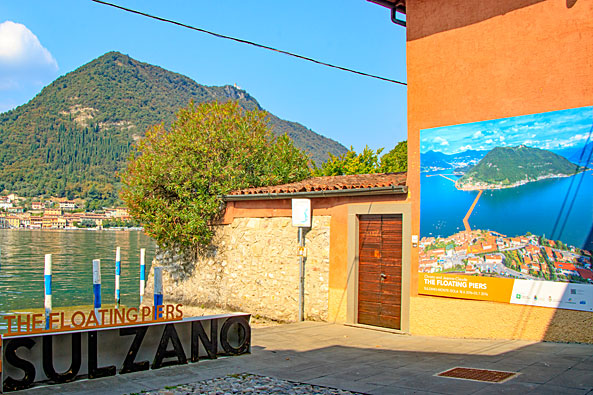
0, 230, 156, 331
421, 170, 593, 251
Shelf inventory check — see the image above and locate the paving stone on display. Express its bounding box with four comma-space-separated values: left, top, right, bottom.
546, 368, 593, 390
515, 365, 569, 384
527, 384, 591, 394
470, 381, 541, 394
390, 373, 488, 395
11, 323, 593, 395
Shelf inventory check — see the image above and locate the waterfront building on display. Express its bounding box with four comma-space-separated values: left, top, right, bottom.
59, 200, 77, 211
31, 201, 45, 209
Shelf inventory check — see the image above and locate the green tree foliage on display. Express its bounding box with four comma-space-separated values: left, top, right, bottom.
121, 101, 311, 249
313, 141, 407, 176
380, 140, 408, 173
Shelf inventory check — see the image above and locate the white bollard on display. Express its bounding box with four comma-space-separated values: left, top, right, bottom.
115, 247, 121, 307
93, 259, 101, 324
139, 248, 146, 303
153, 266, 163, 320
44, 254, 52, 330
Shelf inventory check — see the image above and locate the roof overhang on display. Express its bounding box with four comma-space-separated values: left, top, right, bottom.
223, 185, 408, 201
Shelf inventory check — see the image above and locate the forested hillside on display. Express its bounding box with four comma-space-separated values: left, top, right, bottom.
0, 51, 346, 204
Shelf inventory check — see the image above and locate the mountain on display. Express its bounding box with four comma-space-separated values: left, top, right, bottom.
421, 149, 488, 172
456, 145, 584, 190
0, 51, 347, 202
553, 142, 593, 167
421, 150, 451, 171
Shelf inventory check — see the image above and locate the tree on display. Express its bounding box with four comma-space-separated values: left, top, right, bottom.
121, 101, 311, 249
313, 141, 407, 176
380, 140, 407, 173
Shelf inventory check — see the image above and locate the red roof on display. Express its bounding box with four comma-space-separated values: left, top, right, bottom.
554, 262, 577, 271
577, 268, 593, 280
228, 172, 407, 196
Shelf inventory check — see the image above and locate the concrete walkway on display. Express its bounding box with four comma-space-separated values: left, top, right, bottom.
15, 322, 593, 394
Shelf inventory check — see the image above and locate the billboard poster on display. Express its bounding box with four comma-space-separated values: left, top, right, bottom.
419, 106, 593, 311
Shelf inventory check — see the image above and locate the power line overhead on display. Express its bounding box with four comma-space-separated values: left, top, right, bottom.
91, 0, 407, 86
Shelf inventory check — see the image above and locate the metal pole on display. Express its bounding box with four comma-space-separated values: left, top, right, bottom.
44, 254, 52, 329
153, 266, 163, 320
298, 227, 305, 322
115, 247, 121, 307
92, 259, 101, 324
139, 248, 146, 303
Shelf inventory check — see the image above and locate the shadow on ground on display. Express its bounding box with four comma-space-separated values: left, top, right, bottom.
15, 322, 593, 395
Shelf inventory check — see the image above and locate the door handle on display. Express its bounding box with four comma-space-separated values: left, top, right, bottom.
380, 273, 387, 280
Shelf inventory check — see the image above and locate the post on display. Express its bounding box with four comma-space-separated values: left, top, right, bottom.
92, 259, 101, 324
298, 227, 305, 322
292, 198, 311, 322
44, 254, 52, 329
115, 247, 121, 307
139, 248, 146, 303
153, 266, 163, 320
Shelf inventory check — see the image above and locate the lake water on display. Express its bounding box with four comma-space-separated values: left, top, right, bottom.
0, 230, 156, 332
421, 170, 593, 251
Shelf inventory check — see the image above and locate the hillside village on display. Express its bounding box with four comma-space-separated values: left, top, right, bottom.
420, 229, 593, 284
0, 194, 134, 229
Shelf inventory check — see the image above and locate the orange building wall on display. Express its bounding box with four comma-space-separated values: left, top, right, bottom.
406, 0, 593, 341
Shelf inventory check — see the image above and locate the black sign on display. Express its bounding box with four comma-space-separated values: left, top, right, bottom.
0, 314, 250, 392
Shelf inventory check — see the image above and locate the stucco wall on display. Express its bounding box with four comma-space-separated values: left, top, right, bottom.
146, 216, 331, 322
406, 0, 593, 342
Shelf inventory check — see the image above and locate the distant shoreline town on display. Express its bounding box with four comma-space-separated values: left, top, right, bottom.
454, 171, 585, 191
0, 194, 139, 230
420, 229, 593, 284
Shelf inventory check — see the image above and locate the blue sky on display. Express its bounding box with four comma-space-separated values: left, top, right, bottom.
0, 1, 407, 153
421, 106, 593, 155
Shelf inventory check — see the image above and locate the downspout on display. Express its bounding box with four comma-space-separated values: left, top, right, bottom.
367, 0, 406, 27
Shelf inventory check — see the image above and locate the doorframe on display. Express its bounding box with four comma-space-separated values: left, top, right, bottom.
346, 203, 411, 333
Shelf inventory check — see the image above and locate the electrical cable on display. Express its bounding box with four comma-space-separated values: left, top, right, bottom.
90, 0, 407, 86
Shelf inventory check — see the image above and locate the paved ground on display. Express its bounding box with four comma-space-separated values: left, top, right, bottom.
14, 322, 593, 394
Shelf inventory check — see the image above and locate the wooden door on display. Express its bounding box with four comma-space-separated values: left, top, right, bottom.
358, 214, 403, 329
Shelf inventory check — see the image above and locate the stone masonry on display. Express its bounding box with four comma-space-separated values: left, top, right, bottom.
146, 216, 331, 322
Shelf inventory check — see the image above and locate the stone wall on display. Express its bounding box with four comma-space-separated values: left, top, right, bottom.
146, 216, 331, 322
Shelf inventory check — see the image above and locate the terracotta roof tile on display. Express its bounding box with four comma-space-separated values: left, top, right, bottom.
229, 172, 407, 195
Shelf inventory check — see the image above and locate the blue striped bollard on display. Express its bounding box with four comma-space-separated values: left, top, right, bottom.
44, 254, 52, 330
115, 247, 121, 307
92, 259, 101, 324
139, 248, 146, 303
154, 266, 163, 320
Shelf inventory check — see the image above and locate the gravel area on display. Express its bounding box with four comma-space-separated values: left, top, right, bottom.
136, 373, 362, 395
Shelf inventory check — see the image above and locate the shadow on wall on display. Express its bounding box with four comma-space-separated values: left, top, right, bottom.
566, 0, 578, 8
583, 226, 593, 253
543, 112, 593, 342
408, 0, 546, 41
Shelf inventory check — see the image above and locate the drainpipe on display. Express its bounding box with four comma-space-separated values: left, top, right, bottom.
298, 227, 305, 322
367, 0, 406, 27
